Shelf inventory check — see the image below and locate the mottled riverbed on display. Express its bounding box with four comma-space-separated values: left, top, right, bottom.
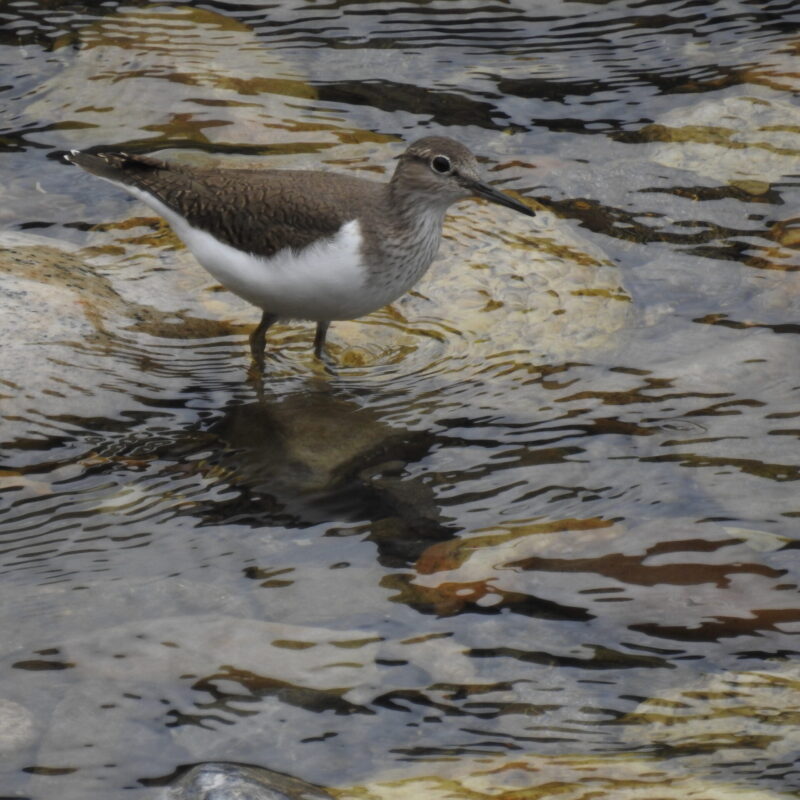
1, 1, 799, 798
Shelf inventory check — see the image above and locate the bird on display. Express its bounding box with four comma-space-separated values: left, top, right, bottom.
64, 136, 534, 368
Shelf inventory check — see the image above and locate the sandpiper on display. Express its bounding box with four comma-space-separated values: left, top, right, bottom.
65, 136, 534, 367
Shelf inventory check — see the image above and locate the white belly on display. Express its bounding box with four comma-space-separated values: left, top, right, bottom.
119, 184, 383, 321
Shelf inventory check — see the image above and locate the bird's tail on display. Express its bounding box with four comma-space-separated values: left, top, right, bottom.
63, 150, 168, 182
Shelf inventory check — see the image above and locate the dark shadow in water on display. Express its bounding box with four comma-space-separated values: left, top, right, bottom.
317, 79, 510, 130
198, 387, 458, 568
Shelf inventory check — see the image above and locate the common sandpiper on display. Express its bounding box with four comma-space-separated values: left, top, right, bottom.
65, 136, 534, 368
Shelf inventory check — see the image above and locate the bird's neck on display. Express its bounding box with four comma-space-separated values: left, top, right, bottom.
360, 183, 447, 295
386, 180, 448, 233
383, 181, 446, 251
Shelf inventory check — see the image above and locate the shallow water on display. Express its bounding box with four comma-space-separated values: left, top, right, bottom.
1, 1, 799, 798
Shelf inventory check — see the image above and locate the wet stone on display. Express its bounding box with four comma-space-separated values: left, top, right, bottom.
166, 762, 333, 800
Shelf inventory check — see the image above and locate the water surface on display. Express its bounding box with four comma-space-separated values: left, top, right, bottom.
1, 1, 799, 798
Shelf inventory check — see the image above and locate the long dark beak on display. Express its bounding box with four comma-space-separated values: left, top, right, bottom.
469, 179, 535, 217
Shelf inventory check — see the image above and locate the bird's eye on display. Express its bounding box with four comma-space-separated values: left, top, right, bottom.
431, 155, 452, 174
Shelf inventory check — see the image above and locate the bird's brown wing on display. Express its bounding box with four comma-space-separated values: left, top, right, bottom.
68, 151, 383, 258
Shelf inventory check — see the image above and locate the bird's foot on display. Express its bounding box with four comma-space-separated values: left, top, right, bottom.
313, 321, 330, 359
248, 311, 278, 375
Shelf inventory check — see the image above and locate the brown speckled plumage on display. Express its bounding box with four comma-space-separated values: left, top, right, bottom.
67, 151, 389, 259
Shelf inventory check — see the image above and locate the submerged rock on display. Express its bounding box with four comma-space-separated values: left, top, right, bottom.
23, 5, 316, 153
645, 94, 800, 190
166, 762, 333, 800
337, 750, 790, 800
621, 661, 800, 766
430, 199, 631, 359
0, 231, 237, 460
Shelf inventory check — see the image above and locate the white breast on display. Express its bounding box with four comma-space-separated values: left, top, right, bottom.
113, 183, 385, 321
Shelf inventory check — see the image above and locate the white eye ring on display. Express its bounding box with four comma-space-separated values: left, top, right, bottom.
431, 155, 452, 174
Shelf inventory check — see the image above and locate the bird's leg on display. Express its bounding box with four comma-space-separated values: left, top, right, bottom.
313, 321, 330, 359
249, 311, 278, 370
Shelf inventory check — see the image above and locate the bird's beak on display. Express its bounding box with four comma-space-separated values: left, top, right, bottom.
469, 179, 535, 217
